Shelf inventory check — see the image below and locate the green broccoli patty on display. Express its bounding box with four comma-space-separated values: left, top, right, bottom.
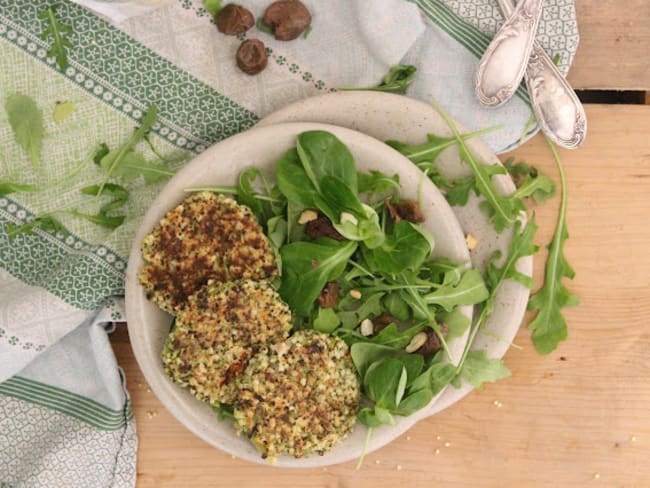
140, 191, 277, 313
234, 330, 361, 461
162, 279, 292, 405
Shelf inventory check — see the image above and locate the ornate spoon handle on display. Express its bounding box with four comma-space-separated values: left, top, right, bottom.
497, 0, 587, 148
475, 0, 544, 107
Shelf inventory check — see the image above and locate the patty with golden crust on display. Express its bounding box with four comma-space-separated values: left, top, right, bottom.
139, 192, 277, 313
234, 330, 360, 461
162, 279, 292, 405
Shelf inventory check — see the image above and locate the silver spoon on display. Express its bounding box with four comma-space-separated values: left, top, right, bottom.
475, 0, 544, 107
497, 0, 587, 148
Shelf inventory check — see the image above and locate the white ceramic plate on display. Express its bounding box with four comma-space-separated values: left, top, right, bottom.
125, 122, 475, 467
259, 91, 533, 415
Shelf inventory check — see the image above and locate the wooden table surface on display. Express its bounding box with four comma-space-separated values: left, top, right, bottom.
112, 6, 650, 487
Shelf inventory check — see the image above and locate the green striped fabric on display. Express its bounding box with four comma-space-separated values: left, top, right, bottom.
0, 376, 131, 431
412, 0, 531, 104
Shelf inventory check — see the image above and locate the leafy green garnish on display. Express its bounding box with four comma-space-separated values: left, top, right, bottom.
386, 127, 499, 165
505, 158, 556, 203
5, 214, 68, 241
431, 99, 523, 232
0, 180, 40, 197
74, 183, 128, 229
369, 221, 431, 274
527, 140, 579, 354
423, 269, 489, 312
39, 4, 74, 72
279, 239, 357, 316
96, 105, 173, 195
256, 18, 274, 35
455, 349, 511, 388
340, 65, 417, 94
5, 93, 44, 172
204, 0, 222, 16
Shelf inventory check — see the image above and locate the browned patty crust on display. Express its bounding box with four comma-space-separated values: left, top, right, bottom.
139, 192, 277, 313
162, 279, 292, 405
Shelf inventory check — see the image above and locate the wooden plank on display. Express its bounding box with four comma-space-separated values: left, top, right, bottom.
568, 0, 650, 90
112, 104, 650, 487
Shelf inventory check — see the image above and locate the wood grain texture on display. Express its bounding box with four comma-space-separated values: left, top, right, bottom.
112, 104, 650, 487
568, 0, 650, 90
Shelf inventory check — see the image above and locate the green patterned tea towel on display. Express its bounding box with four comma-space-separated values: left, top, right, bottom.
0, 1, 578, 486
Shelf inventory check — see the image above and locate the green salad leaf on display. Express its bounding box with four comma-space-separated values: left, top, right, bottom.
456, 350, 511, 388
527, 140, 579, 354
5, 93, 44, 172
279, 239, 357, 316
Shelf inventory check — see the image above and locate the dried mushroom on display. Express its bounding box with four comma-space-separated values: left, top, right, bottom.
236, 39, 268, 75
263, 0, 312, 41
216, 4, 255, 36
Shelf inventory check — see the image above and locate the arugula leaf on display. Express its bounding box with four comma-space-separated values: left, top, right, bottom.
386, 127, 499, 165
527, 141, 579, 354
39, 5, 74, 72
76, 183, 129, 229
485, 218, 538, 313
340, 65, 417, 94
204, 0, 222, 16
370, 221, 432, 274
505, 159, 556, 203
93, 143, 110, 165
431, 99, 523, 232
69, 209, 124, 229
100, 151, 174, 184
5, 93, 44, 172
456, 349, 511, 388
444, 176, 476, 206
423, 269, 489, 312
6, 215, 68, 241
279, 239, 357, 316
0, 180, 40, 197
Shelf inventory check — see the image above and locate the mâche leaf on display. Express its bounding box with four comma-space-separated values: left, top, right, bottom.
279, 239, 357, 316
5, 93, 44, 172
